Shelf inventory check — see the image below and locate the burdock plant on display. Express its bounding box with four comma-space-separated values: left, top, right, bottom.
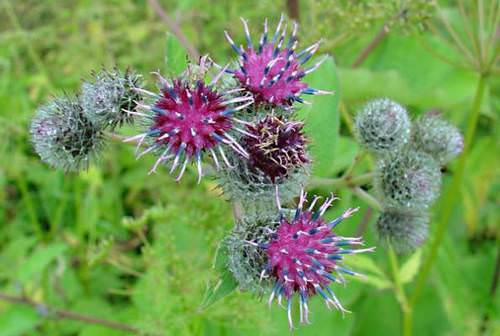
30, 15, 376, 329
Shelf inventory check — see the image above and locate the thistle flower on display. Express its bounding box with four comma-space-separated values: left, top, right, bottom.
375, 149, 441, 210
81, 68, 144, 130
248, 190, 374, 328
30, 95, 104, 172
126, 60, 253, 181
355, 98, 411, 156
225, 15, 331, 107
411, 112, 463, 165
376, 209, 429, 254
243, 115, 308, 182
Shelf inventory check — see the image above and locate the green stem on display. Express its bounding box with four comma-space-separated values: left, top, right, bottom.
388, 245, 412, 336
351, 187, 382, 211
409, 73, 488, 306
309, 173, 374, 189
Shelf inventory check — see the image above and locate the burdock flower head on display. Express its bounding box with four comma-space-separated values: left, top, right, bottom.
225, 15, 331, 107
355, 98, 411, 156
81, 68, 144, 130
243, 115, 308, 182
248, 190, 374, 328
127, 58, 254, 181
411, 111, 463, 165
376, 209, 429, 254
375, 149, 441, 211
30, 95, 104, 172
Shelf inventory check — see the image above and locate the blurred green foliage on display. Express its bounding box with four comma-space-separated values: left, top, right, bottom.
0, 0, 498, 335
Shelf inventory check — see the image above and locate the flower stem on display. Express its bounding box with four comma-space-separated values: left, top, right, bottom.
409, 73, 488, 305
309, 172, 374, 189
351, 187, 382, 211
388, 245, 412, 336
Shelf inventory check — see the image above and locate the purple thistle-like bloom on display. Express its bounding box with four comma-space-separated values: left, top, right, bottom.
243, 115, 308, 182
249, 190, 374, 329
225, 15, 331, 107
125, 65, 253, 181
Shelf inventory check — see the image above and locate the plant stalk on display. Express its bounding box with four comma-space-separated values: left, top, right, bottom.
388, 246, 412, 336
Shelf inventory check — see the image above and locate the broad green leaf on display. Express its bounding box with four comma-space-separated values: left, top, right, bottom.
399, 249, 422, 284
199, 241, 238, 310
0, 306, 41, 336
16, 243, 67, 283
165, 33, 189, 76
299, 56, 340, 177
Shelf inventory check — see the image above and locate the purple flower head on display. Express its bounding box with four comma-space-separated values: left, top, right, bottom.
243, 115, 308, 182
249, 190, 374, 329
126, 62, 253, 181
225, 15, 331, 107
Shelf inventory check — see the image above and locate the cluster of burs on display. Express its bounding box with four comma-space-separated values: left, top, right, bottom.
355, 99, 464, 254
30, 68, 144, 171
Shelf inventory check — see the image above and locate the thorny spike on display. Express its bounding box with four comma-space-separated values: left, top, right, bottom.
209, 148, 220, 170
175, 158, 189, 181
272, 14, 285, 44
170, 143, 186, 174
224, 31, 242, 55
196, 151, 203, 183
240, 17, 252, 48
304, 56, 328, 75
209, 64, 229, 86
258, 18, 269, 53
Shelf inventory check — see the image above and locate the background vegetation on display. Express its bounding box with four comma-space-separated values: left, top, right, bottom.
0, 0, 498, 335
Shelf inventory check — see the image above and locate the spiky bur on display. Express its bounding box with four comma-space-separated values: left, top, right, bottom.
225, 212, 282, 295
374, 149, 441, 211
243, 115, 308, 182
247, 190, 374, 329
30, 95, 104, 172
125, 61, 254, 182
355, 98, 411, 156
376, 209, 429, 254
81, 68, 144, 130
411, 112, 463, 165
225, 15, 331, 107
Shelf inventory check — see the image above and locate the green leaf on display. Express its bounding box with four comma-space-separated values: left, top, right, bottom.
299, 56, 340, 177
165, 33, 189, 76
199, 241, 238, 310
16, 243, 67, 283
399, 249, 422, 284
343, 255, 392, 290
0, 306, 41, 336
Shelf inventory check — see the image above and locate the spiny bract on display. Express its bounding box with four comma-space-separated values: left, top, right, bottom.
225, 211, 281, 295
248, 190, 374, 329
126, 59, 254, 181
30, 95, 104, 172
81, 68, 144, 130
225, 15, 331, 107
375, 149, 441, 211
355, 98, 411, 156
243, 115, 308, 182
376, 209, 429, 254
411, 112, 463, 165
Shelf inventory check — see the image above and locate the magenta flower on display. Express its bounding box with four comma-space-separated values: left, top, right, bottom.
249, 190, 374, 329
125, 67, 253, 181
225, 15, 331, 107
243, 115, 308, 182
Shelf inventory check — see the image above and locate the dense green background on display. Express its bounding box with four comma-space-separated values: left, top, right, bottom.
0, 1, 498, 335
